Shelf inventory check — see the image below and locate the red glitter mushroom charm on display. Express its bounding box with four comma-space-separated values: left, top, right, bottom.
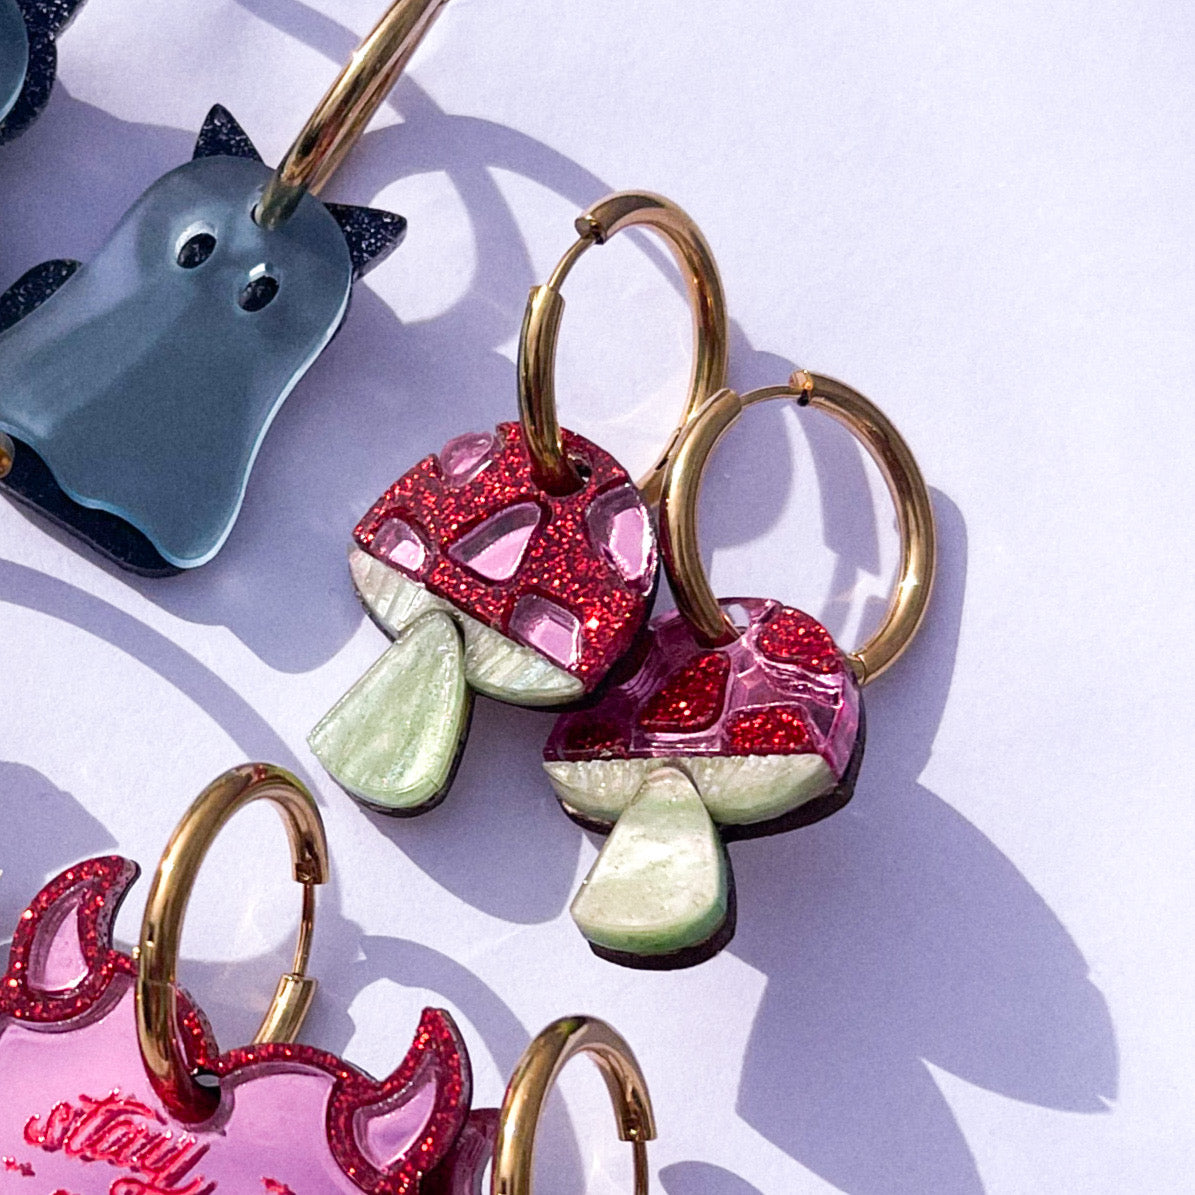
308, 423, 659, 814
309, 190, 730, 817
542, 372, 937, 969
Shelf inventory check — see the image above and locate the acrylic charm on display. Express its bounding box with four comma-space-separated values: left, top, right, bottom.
433, 1016, 655, 1195
311, 191, 729, 815
545, 371, 937, 968
0, 764, 472, 1193
0, 0, 86, 143
0, 0, 451, 574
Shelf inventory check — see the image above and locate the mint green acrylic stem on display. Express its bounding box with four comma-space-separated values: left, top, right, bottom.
571, 768, 729, 957
308, 611, 471, 813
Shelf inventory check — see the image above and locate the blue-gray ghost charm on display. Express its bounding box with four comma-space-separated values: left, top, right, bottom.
0, 106, 405, 573
0, 0, 86, 142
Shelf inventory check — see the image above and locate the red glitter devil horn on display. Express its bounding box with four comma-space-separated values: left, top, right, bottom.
327, 1007, 472, 1194
2, 857, 140, 1023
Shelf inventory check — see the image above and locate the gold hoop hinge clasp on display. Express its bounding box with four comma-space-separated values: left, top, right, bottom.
659, 370, 936, 685
135, 763, 330, 1122
255, 0, 450, 230
517, 191, 729, 503
491, 1016, 657, 1194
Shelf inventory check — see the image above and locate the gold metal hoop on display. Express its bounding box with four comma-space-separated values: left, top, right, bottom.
659, 370, 936, 686
0, 431, 12, 479
491, 1016, 657, 1194
517, 191, 729, 502
256, 0, 450, 229
136, 763, 330, 1122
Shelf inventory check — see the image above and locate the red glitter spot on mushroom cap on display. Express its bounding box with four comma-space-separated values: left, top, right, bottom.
727, 705, 814, 754
757, 608, 842, 674
637, 653, 730, 733
562, 716, 630, 758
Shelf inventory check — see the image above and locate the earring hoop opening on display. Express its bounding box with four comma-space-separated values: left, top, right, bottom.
491, 1016, 657, 1195
659, 370, 936, 685
255, 0, 450, 230
135, 763, 330, 1123
517, 191, 729, 502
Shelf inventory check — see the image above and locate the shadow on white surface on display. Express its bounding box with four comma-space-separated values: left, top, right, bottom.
0, 762, 117, 955
730, 494, 1118, 1193
181, 911, 589, 1190
661, 1161, 764, 1195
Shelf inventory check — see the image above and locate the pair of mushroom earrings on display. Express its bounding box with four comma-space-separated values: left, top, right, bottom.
0, 764, 656, 1195
309, 192, 938, 969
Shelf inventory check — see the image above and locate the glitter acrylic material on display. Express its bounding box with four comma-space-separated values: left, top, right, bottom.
311, 422, 658, 814
0, 0, 87, 144
0, 106, 406, 573
0, 858, 471, 1194
543, 597, 865, 967
0, 0, 29, 128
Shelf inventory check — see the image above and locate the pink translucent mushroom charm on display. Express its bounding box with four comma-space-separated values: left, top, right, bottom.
544, 372, 938, 968
309, 192, 729, 815
0, 765, 472, 1193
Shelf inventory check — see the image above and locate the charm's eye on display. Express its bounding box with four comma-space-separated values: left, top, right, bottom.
176, 231, 217, 269
239, 271, 280, 312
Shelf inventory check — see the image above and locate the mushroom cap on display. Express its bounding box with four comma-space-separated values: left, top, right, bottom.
543, 597, 862, 827
352, 423, 656, 695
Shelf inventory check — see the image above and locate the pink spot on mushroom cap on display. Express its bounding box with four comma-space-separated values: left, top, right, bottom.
439, 431, 496, 483
448, 501, 542, 582
371, 516, 427, 575
545, 597, 860, 776
509, 594, 583, 669
587, 484, 655, 588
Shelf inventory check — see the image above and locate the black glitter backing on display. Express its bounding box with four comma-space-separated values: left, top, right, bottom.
0, 0, 86, 144
19, 0, 86, 37
192, 104, 263, 163
0, 257, 78, 331
326, 204, 407, 279
0, 102, 405, 573
192, 106, 405, 278
0, 440, 179, 576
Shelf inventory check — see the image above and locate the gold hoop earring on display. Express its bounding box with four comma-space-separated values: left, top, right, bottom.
518, 191, 729, 502
256, 0, 450, 228
491, 1016, 657, 1194
1, 763, 474, 1186
662, 369, 935, 683
135, 763, 329, 1120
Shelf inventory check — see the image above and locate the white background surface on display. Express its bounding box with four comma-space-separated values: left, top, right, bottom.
0, 1, 1189, 1191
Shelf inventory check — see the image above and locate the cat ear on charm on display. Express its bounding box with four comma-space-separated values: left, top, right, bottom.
193, 104, 407, 280
21, 0, 89, 38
